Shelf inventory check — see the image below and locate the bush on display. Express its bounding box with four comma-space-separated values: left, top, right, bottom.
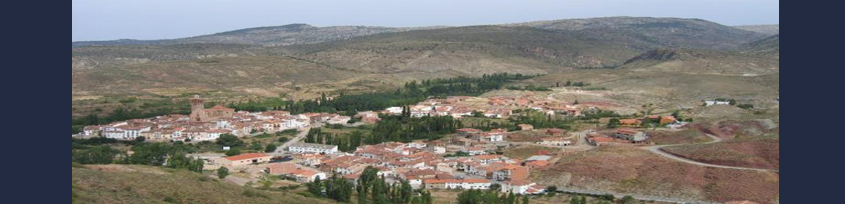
738, 104, 755, 109
225, 148, 241, 157
218, 167, 229, 179
265, 144, 278, 153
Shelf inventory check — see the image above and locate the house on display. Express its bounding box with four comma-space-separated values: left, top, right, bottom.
546, 129, 566, 136
705, 100, 732, 106
327, 116, 352, 125
424, 179, 492, 190
660, 116, 678, 125
619, 119, 642, 127
493, 165, 530, 181
538, 137, 572, 146
613, 129, 648, 143
587, 136, 617, 146
266, 163, 326, 183
525, 160, 550, 168
501, 180, 538, 195
220, 153, 273, 167
288, 143, 339, 154
518, 124, 534, 131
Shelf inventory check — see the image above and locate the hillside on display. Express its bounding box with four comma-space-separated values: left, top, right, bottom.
72, 17, 778, 117
619, 48, 780, 76
73, 24, 442, 47
735, 25, 780, 36
535, 146, 780, 204
292, 26, 640, 74
741, 35, 780, 57
72, 165, 336, 204
512, 17, 768, 50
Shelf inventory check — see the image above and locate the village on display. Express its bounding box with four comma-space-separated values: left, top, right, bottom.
78, 94, 687, 196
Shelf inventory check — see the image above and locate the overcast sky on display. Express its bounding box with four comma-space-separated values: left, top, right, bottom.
72, 0, 779, 42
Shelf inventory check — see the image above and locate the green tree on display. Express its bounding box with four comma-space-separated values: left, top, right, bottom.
607, 118, 621, 128
522, 195, 530, 204
217, 167, 229, 179
225, 148, 241, 156
547, 186, 557, 197
72, 145, 120, 164
216, 134, 244, 147
308, 177, 323, 197
135, 136, 146, 143
264, 144, 278, 153
620, 196, 637, 204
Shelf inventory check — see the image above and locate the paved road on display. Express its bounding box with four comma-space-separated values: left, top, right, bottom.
278, 123, 321, 150
641, 134, 779, 172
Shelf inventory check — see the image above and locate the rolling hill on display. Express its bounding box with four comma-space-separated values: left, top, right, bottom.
735, 25, 780, 36
73, 24, 443, 47
72, 17, 778, 117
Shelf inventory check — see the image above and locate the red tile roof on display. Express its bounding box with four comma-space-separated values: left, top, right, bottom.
226, 153, 270, 161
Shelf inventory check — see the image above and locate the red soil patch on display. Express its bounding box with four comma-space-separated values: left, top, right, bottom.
537, 146, 779, 204
663, 136, 779, 169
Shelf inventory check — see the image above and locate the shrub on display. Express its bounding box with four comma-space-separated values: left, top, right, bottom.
217, 167, 229, 179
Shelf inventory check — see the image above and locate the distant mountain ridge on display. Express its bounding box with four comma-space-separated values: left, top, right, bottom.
73, 24, 445, 47
735, 25, 780, 36
73, 17, 768, 49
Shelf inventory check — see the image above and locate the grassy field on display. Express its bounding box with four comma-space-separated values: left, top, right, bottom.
72, 165, 335, 204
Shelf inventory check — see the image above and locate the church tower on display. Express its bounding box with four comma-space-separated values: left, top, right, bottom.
189, 95, 208, 122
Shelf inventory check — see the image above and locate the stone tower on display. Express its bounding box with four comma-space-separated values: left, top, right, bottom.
189, 95, 208, 122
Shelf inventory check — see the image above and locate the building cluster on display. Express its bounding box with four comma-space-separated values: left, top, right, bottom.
81, 96, 353, 142
384, 95, 586, 119
587, 129, 650, 146
218, 141, 548, 195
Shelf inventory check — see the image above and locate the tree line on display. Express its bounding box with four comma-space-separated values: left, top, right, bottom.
306, 166, 434, 204
71, 138, 204, 173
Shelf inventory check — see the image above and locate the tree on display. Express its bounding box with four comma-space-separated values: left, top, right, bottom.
547, 186, 557, 197
522, 195, 529, 204
216, 134, 244, 147
72, 145, 120, 164
225, 148, 241, 157
620, 196, 637, 204
279, 137, 289, 143
308, 177, 323, 197
608, 118, 621, 128
135, 136, 146, 143
217, 167, 229, 179
264, 144, 278, 153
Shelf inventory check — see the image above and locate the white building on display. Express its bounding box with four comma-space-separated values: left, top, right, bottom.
288, 143, 339, 154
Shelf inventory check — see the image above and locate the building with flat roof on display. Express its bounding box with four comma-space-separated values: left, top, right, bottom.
288, 143, 339, 154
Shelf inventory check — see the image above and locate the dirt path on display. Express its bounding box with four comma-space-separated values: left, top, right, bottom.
641, 134, 778, 172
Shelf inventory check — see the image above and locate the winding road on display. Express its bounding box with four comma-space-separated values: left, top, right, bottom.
641, 134, 779, 172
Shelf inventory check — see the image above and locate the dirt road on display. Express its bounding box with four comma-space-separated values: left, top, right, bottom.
641, 134, 779, 172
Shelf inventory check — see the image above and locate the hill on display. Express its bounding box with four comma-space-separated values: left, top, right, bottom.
619, 48, 780, 76
72, 165, 336, 204
291, 26, 639, 74
741, 35, 779, 57
73, 24, 442, 47
72, 17, 778, 117
511, 17, 768, 50
734, 25, 780, 36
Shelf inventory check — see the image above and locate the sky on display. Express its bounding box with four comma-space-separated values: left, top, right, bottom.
72, 0, 779, 42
